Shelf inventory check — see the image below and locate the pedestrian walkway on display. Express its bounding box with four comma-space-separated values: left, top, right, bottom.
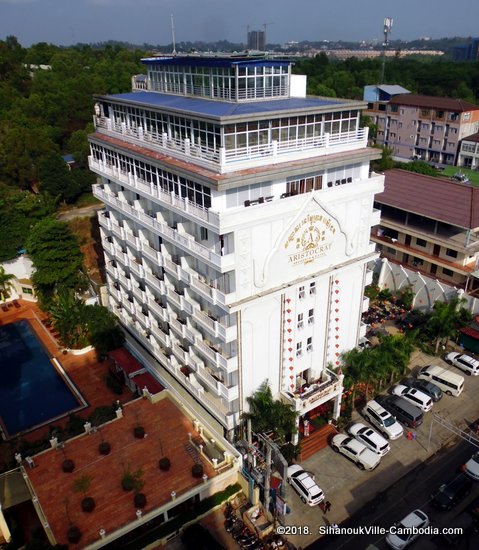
299, 424, 338, 461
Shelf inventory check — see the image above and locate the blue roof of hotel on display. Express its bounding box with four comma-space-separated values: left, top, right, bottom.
141, 56, 290, 68
103, 91, 344, 119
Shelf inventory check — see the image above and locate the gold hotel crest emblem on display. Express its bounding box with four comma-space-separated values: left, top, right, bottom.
284, 213, 336, 265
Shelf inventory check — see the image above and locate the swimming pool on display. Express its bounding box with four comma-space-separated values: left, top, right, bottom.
0, 320, 83, 437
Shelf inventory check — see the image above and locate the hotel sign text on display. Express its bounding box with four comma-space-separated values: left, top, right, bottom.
284, 213, 336, 266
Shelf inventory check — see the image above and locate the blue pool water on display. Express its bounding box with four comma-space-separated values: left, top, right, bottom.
0, 320, 81, 436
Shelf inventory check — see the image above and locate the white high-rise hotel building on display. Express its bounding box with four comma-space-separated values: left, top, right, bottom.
88, 56, 383, 438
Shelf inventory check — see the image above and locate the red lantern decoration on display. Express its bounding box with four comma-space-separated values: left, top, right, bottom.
287, 328, 292, 333
335, 280, 339, 284
335, 335, 339, 339
335, 289, 339, 294
290, 375, 294, 380
288, 338, 292, 343
289, 366, 294, 371
287, 309, 291, 313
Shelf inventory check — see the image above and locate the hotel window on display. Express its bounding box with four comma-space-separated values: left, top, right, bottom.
309, 281, 316, 295
442, 268, 454, 277
416, 238, 427, 247
298, 286, 305, 300
200, 227, 208, 241
421, 109, 430, 116
296, 342, 303, 357
286, 175, 322, 195
307, 337, 313, 352
297, 313, 304, 330
308, 309, 314, 325
445, 248, 458, 258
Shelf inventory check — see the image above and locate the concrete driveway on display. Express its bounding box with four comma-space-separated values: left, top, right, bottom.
283, 350, 479, 549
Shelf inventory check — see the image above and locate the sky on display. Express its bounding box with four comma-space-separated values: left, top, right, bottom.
1, 0, 479, 48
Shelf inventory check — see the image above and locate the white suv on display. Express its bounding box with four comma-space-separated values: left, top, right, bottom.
391, 385, 433, 412
445, 352, 479, 376
348, 422, 390, 456
464, 452, 479, 480
287, 465, 324, 506
331, 434, 381, 471
362, 399, 404, 440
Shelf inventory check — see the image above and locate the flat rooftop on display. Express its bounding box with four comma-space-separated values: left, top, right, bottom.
26, 394, 222, 548
96, 90, 353, 120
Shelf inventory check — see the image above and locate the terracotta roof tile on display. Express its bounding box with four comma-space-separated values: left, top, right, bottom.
376, 169, 479, 229
389, 94, 479, 112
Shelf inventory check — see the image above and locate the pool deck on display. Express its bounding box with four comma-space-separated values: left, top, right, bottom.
0, 300, 136, 461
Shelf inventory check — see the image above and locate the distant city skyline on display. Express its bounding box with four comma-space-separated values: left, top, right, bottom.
1, 0, 478, 47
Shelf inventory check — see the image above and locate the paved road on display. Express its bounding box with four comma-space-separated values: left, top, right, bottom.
283, 350, 479, 549
57, 203, 103, 221
309, 439, 479, 549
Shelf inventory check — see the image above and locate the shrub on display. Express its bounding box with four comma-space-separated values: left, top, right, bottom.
121, 469, 144, 493
99, 441, 111, 455
134, 492, 147, 509
134, 426, 145, 439
88, 405, 116, 426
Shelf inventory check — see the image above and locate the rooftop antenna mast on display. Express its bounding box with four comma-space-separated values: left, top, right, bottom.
171, 14, 177, 55
380, 17, 393, 84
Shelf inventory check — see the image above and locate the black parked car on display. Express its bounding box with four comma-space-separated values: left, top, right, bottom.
431, 473, 472, 511
401, 377, 443, 402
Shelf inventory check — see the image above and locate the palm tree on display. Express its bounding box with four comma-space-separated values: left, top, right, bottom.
0, 266, 15, 301
242, 380, 298, 442
426, 297, 472, 353
48, 290, 89, 348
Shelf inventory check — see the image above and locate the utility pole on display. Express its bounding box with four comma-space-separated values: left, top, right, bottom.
380, 17, 393, 84
171, 14, 176, 55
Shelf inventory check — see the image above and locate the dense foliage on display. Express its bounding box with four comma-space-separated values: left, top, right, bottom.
294, 54, 479, 103
26, 218, 85, 305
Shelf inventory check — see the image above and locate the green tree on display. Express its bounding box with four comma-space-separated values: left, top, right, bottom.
48, 290, 89, 349
84, 304, 125, 355
242, 381, 298, 442
0, 266, 15, 301
26, 218, 85, 305
38, 152, 81, 203
425, 297, 472, 353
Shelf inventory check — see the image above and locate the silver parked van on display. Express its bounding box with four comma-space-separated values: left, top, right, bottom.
417, 365, 464, 397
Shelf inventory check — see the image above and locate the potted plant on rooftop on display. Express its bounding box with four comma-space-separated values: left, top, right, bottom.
159, 457, 171, 471
192, 462, 204, 478
72, 474, 95, 513
121, 467, 144, 492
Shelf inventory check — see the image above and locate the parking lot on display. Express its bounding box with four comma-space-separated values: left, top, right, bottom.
283, 349, 479, 549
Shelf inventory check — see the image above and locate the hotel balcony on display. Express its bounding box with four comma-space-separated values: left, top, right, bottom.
93, 185, 235, 272
192, 309, 236, 343
362, 296, 370, 313
89, 157, 221, 231
147, 296, 169, 322
144, 270, 166, 295
282, 368, 343, 413
93, 119, 369, 175
195, 339, 238, 374
150, 323, 171, 349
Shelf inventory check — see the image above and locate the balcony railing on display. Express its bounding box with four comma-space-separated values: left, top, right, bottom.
93, 185, 234, 271
92, 120, 368, 175
89, 157, 220, 229
283, 368, 343, 412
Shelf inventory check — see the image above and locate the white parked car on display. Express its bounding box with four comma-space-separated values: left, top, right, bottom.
464, 452, 479, 481
391, 384, 433, 412
348, 422, 390, 456
386, 509, 429, 549
445, 352, 479, 376
331, 434, 381, 471
286, 464, 324, 506
362, 399, 404, 440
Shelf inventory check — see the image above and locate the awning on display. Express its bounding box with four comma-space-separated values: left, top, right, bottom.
108, 348, 146, 377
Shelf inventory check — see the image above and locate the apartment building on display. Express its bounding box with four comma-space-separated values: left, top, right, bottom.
372, 94, 479, 165
88, 55, 383, 437
372, 169, 479, 292
457, 132, 479, 170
